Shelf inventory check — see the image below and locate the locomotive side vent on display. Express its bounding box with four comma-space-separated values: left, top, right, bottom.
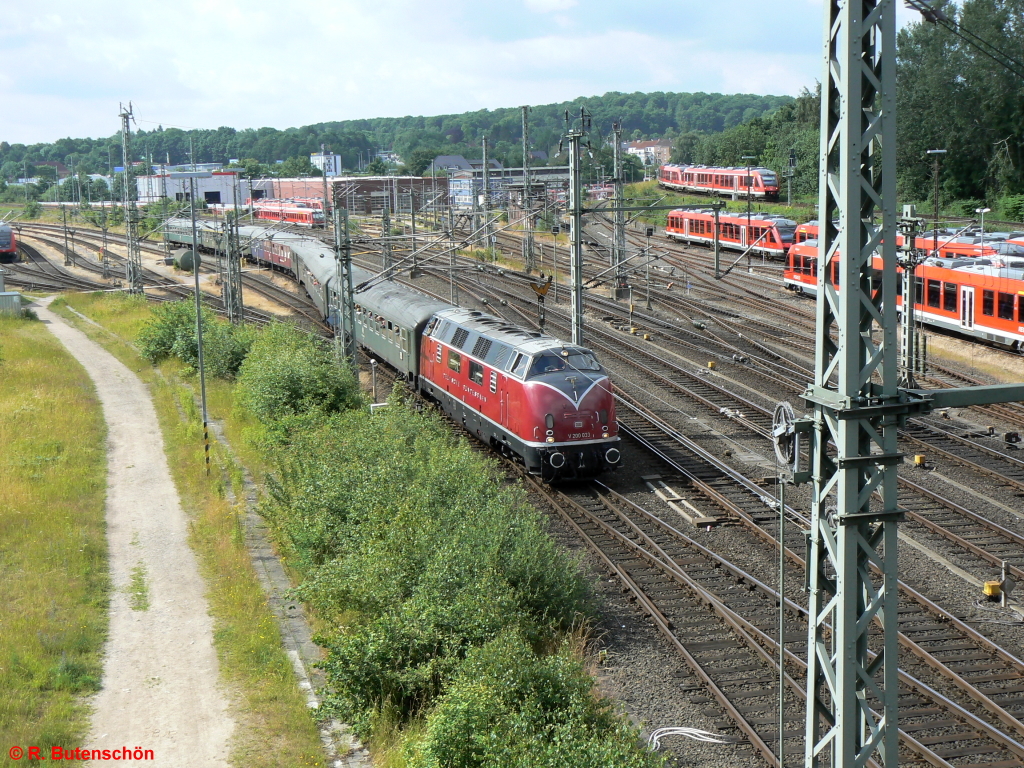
452, 328, 470, 349
472, 337, 493, 359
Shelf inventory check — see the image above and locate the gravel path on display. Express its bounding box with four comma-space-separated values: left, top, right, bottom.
35, 298, 234, 767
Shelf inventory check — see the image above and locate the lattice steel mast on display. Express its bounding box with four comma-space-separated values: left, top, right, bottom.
564, 108, 590, 346
522, 106, 536, 273
119, 103, 144, 294
612, 121, 627, 300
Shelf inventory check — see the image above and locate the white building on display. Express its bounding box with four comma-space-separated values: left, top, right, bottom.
135, 171, 252, 205
310, 152, 343, 177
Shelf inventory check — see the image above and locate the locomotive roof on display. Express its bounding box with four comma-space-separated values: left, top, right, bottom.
431, 307, 580, 358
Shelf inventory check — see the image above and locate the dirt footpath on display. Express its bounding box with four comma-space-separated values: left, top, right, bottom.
35, 298, 234, 767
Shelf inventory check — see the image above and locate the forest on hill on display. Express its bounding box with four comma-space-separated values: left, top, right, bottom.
668, 0, 1024, 216
0, 91, 790, 182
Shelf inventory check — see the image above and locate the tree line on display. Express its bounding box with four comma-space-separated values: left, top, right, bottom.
670, 0, 1024, 220
0, 91, 790, 182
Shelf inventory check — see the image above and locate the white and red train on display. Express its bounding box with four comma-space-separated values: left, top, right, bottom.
248, 198, 325, 227
785, 236, 1024, 351
659, 164, 781, 201
665, 208, 797, 259
0, 223, 17, 260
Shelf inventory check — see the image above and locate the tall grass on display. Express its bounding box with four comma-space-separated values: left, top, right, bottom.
0, 314, 108, 763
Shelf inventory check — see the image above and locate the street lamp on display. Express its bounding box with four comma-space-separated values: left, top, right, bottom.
742, 155, 756, 270
976, 207, 991, 252
926, 149, 947, 257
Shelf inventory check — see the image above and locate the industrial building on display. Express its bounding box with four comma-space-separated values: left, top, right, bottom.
135, 171, 252, 205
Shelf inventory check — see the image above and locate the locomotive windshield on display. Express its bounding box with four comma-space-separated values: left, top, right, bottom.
528, 348, 602, 377
775, 223, 796, 243
759, 172, 778, 186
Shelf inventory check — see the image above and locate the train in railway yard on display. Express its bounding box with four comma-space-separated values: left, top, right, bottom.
0, 223, 17, 261
163, 218, 621, 479
665, 208, 797, 259
251, 199, 325, 227
658, 164, 781, 201
785, 235, 1024, 351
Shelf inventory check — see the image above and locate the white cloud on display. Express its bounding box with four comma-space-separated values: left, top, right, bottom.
1, 0, 922, 144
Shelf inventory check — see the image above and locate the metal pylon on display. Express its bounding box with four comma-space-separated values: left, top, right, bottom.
612, 121, 627, 300
381, 203, 393, 279
565, 108, 590, 346
803, 2, 900, 767
332, 206, 358, 374
120, 103, 144, 294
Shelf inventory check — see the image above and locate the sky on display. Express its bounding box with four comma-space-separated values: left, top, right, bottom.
1, 0, 925, 145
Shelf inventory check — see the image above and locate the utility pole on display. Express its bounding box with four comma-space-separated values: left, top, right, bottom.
565, 108, 590, 346
927, 149, 946, 256
447, 204, 459, 306
320, 143, 331, 220
189, 175, 211, 477
381, 202, 393, 279
101, 204, 110, 280
787, 148, 796, 207
223, 182, 244, 323
408, 192, 420, 277
742, 155, 756, 272
898, 209, 925, 387
522, 106, 536, 274
481, 135, 491, 259
713, 204, 721, 279
120, 103, 144, 293
802, 2, 901, 765
332, 201, 358, 375
612, 122, 627, 299
62, 203, 71, 266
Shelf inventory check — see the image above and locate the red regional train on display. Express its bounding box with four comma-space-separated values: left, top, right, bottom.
252, 199, 325, 227
784, 238, 1024, 350
0, 223, 16, 261
659, 164, 780, 201
665, 209, 796, 259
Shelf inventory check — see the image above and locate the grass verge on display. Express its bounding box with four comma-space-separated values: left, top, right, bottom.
0, 313, 107, 765
49, 292, 326, 768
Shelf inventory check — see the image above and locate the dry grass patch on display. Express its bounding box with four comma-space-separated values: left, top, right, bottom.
0, 314, 108, 761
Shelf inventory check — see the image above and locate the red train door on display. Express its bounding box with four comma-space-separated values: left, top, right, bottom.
960, 287, 974, 329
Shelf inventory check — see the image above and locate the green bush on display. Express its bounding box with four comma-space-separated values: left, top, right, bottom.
952, 198, 986, 218
261, 397, 591, 734
136, 299, 255, 379
234, 322, 361, 429
407, 630, 664, 768
1001, 194, 1024, 224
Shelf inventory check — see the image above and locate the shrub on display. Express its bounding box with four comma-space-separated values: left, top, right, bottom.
1001, 194, 1024, 224
260, 399, 591, 734
136, 299, 255, 379
407, 630, 665, 768
234, 322, 361, 428
953, 198, 986, 218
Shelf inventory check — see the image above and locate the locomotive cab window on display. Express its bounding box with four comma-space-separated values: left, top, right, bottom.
509, 353, 529, 378
469, 361, 484, 385
447, 351, 462, 373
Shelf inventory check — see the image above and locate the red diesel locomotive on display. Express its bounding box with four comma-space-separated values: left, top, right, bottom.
415, 308, 621, 479
659, 164, 780, 201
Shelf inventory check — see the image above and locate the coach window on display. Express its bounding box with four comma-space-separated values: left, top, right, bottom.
469, 361, 484, 385
943, 283, 957, 312
447, 350, 462, 373
914, 276, 923, 302
926, 279, 941, 309
998, 292, 1015, 320
983, 290, 995, 316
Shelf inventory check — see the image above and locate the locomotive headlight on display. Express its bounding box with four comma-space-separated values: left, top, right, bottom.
602, 432, 609, 438
546, 437, 555, 443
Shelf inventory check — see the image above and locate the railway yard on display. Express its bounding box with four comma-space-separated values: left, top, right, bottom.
6, 210, 1024, 768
